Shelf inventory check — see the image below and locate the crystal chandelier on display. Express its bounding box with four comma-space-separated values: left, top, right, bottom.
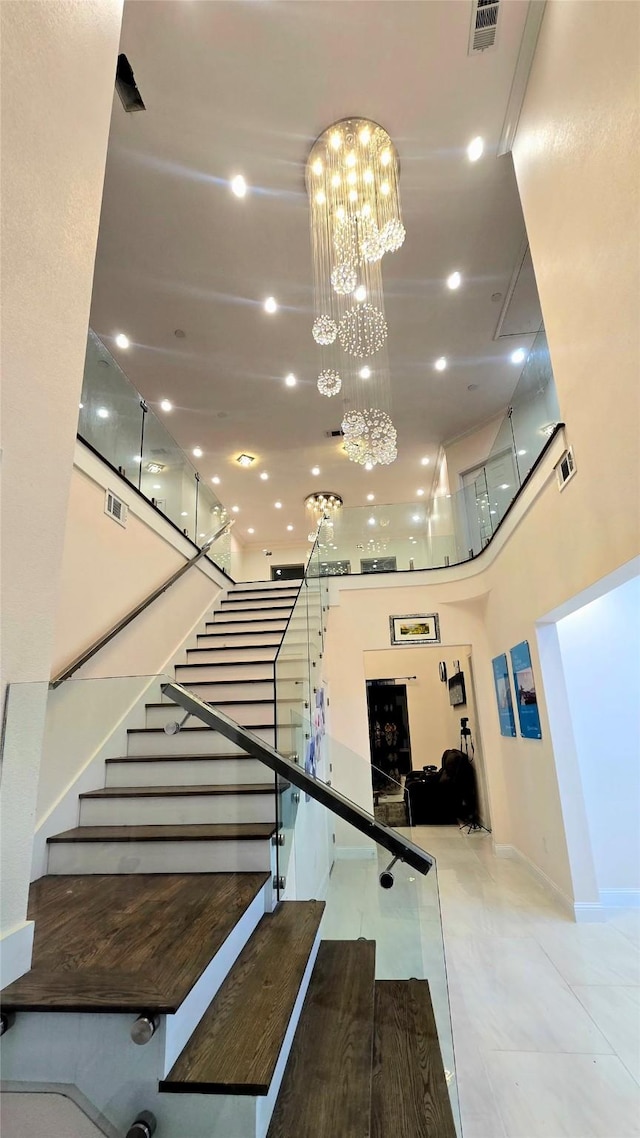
306, 118, 404, 467
305, 491, 343, 541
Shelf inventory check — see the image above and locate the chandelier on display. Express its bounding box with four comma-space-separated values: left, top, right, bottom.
306, 118, 404, 467
305, 491, 343, 541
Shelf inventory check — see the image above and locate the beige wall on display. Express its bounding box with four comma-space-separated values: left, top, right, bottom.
238, 543, 310, 582
0, 0, 123, 985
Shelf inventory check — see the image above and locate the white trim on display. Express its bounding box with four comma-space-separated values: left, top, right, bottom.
0, 919, 35, 987
335, 846, 377, 860
599, 889, 640, 910
497, 0, 547, 156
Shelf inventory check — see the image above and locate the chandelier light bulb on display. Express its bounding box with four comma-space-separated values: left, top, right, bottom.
346, 150, 356, 167
380, 181, 390, 196
330, 131, 342, 150
316, 190, 326, 205
380, 149, 391, 167
331, 173, 341, 188
363, 169, 373, 184
359, 127, 371, 145
312, 159, 323, 176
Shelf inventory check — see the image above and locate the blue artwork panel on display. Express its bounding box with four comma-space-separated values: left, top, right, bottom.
509, 640, 542, 740
492, 654, 517, 737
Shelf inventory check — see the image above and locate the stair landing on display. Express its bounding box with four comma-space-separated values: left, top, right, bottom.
0, 872, 269, 1013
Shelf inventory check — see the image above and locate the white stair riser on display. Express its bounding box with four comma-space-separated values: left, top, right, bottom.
233, 578, 301, 591
47, 836, 274, 875
145, 703, 275, 729
197, 632, 281, 648
165, 673, 273, 691
182, 658, 276, 677
207, 619, 288, 633
184, 650, 274, 664
127, 727, 274, 755
220, 597, 296, 611
79, 792, 279, 827
172, 682, 274, 703
106, 756, 270, 787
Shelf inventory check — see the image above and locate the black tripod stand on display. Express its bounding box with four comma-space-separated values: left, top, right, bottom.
459, 718, 487, 835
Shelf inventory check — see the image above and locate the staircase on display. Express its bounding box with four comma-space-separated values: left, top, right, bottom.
0, 577, 457, 1138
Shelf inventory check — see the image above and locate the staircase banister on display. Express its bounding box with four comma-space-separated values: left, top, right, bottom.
162, 680, 434, 876
50, 520, 234, 689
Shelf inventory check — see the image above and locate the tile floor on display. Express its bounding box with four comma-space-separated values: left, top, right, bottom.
361, 825, 640, 1138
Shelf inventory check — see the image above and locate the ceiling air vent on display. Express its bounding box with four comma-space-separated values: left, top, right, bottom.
105, 489, 128, 527
324, 429, 344, 438
469, 0, 500, 54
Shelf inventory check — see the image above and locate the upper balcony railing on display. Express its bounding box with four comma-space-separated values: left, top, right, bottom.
314, 327, 561, 576
78, 330, 231, 573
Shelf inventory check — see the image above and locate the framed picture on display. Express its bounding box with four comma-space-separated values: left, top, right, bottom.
492, 653, 517, 737
509, 641, 542, 739
389, 613, 440, 646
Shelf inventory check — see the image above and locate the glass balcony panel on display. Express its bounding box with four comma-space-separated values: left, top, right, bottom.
79, 330, 144, 483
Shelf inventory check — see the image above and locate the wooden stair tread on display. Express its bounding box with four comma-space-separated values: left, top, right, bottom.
80, 783, 285, 799
48, 822, 276, 843
1, 873, 269, 1012
160, 901, 325, 1095
105, 753, 254, 764
267, 940, 375, 1138
371, 980, 457, 1138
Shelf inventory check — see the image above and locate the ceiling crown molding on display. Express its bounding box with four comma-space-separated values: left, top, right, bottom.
497, 0, 547, 156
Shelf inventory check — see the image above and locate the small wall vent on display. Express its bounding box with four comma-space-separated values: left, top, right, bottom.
105, 489, 128, 527
324, 429, 343, 438
555, 446, 576, 492
469, 0, 500, 53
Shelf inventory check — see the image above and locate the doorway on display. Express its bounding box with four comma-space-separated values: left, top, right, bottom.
270, 564, 305, 581
365, 681, 411, 821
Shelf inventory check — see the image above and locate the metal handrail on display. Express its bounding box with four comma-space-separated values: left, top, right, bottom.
162, 680, 434, 876
50, 521, 234, 689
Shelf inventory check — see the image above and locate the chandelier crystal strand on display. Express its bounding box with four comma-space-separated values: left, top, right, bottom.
306, 118, 403, 466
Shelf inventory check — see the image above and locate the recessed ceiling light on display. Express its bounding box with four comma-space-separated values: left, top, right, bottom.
247, 527, 255, 534
434, 357, 447, 371
153, 484, 161, 490
511, 347, 526, 364
181, 511, 188, 517
359, 366, 371, 379
237, 453, 255, 467
368, 516, 376, 526
160, 399, 172, 412
286, 524, 294, 531
311, 466, 320, 476
260, 471, 269, 481
97, 407, 109, 419
467, 136, 484, 162
498, 483, 510, 490
199, 533, 205, 538
365, 462, 374, 471
79, 402, 84, 409
517, 449, 527, 456
231, 505, 240, 513
447, 271, 462, 290
264, 297, 278, 314
417, 489, 424, 497
211, 476, 220, 485
134, 455, 142, 462
420, 456, 430, 466
147, 462, 164, 474
354, 285, 367, 302
274, 501, 282, 509
192, 447, 203, 458
231, 174, 247, 198
367, 493, 375, 501
285, 373, 297, 387
115, 333, 130, 349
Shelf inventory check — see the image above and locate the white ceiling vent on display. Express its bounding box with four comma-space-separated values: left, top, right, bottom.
105, 489, 128, 527
469, 0, 500, 53
555, 446, 576, 492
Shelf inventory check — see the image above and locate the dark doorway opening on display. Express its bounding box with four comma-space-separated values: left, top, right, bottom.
271, 564, 305, 581
365, 681, 412, 796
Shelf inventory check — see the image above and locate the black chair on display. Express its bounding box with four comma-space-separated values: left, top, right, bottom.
404, 749, 478, 826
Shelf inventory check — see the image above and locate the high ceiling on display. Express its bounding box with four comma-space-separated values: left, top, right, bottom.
90, 0, 540, 548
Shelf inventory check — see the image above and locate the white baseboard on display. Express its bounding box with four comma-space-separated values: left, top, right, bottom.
1, 919, 35, 987
492, 842, 575, 918
335, 846, 376, 860
599, 889, 640, 910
